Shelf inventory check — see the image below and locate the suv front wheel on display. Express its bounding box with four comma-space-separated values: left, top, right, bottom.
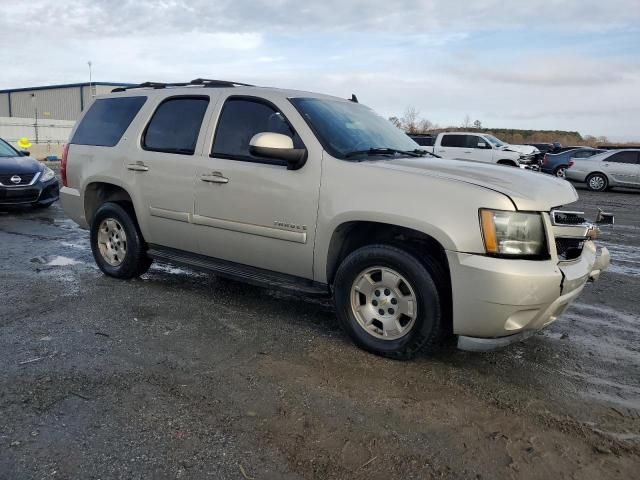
90, 202, 152, 279
333, 244, 444, 360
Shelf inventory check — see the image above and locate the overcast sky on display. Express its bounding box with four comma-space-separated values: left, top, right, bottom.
1, 0, 639, 140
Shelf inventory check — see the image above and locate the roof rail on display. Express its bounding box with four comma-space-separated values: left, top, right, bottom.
189, 78, 254, 87
111, 78, 253, 93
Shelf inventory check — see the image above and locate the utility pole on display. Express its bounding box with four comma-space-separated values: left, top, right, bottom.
88, 61, 95, 97
31, 93, 39, 144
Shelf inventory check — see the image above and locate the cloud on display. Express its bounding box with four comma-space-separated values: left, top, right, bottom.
3, 0, 640, 36
0, 0, 639, 139
447, 55, 640, 87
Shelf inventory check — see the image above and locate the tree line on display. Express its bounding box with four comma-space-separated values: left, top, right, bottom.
389, 107, 612, 147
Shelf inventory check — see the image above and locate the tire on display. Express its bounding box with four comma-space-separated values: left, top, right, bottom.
333, 244, 444, 360
554, 165, 567, 178
497, 160, 518, 167
586, 173, 608, 192
90, 202, 152, 279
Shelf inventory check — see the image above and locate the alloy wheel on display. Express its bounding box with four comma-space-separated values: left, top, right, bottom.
97, 218, 127, 266
350, 266, 418, 340
588, 175, 606, 191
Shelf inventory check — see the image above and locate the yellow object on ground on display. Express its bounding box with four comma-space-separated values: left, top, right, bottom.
17, 137, 32, 149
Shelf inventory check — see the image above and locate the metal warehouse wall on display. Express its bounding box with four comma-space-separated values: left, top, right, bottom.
0, 84, 129, 122
81, 84, 119, 109
0, 93, 9, 117
8, 87, 83, 121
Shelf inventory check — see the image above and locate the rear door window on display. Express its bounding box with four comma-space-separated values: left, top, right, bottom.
572, 150, 590, 158
411, 136, 434, 146
608, 151, 639, 164
143, 97, 210, 155
71, 96, 147, 147
440, 135, 465, 148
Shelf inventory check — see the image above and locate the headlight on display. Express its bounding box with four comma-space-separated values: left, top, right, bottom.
40, 166, 55, 182
479, 209, 547, 257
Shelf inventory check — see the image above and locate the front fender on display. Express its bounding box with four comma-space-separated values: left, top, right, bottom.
313, 155, 515, 283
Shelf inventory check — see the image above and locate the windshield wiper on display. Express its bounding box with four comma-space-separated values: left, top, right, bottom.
420, 150, 441, 158
345, 148, 429, 159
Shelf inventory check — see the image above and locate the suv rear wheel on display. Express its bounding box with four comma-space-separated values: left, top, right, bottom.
90, 202, 152, 278
333, 244, 444, 360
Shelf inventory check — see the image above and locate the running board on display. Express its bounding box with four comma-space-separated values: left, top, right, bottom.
147, 245, 329, 297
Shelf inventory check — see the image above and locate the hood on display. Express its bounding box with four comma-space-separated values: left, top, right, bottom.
0, 155, 42, 174
504, 144, 539, 155
365, 157, 578, 211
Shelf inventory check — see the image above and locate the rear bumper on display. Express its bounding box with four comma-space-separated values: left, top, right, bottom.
60, 186, 88, 228
447, 241, 609, 351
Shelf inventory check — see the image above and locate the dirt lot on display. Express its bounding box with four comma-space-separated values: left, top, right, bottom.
1, 185, 639, 479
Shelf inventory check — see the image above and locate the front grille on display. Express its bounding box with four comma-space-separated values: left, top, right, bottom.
0, 187, 40, 203
556, 238, 584, 261
0, 173, 36, 186
552, 211, 587, 225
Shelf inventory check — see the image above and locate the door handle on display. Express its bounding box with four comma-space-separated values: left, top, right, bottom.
464, 150, 472, 153
127, 162, 149, 172
200, 172, 229, 184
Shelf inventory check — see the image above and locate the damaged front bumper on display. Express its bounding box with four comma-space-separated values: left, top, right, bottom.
450, 209, 612, 352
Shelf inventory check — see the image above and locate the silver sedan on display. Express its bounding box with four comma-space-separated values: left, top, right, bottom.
565, 149, 640, 191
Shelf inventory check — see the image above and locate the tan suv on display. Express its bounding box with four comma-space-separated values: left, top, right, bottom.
60, 78, 611, 359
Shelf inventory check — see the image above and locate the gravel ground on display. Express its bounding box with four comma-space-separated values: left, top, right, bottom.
0, 184, 639, 479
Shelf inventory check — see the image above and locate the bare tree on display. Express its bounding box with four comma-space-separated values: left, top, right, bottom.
402, 107, 421, 134
389, 107, 437, 134
462, 114, 471, 128
388, 116, 402, 129
473, 119, 482, 129
417, 118, 433, 132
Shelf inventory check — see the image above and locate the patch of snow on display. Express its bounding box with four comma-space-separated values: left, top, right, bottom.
46, 256, 83, 266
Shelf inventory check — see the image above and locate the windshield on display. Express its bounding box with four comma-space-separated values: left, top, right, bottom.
290, 97, 420, 159
484, 134, 506, 148
0, 139, 19, 157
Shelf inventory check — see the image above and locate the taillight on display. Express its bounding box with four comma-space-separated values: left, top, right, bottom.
543, 153, 548, 165
61, 143, 69, 187
568, 160, 574, 168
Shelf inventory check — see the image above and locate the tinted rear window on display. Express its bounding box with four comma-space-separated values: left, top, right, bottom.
608, 151, 639, 164
143, 97, 210, 155
411, 136, 434, 146
71, 96, 146, 147
441, 135, 465, 147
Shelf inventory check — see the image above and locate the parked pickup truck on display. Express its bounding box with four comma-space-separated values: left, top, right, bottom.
411, 132, 539, 168
60, 79, 611, 359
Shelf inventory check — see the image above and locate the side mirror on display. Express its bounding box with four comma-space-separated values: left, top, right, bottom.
477, 142, 487, 149
249, 132, 307, 170
20, 150, 30, 156
595, 208, 614, 225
